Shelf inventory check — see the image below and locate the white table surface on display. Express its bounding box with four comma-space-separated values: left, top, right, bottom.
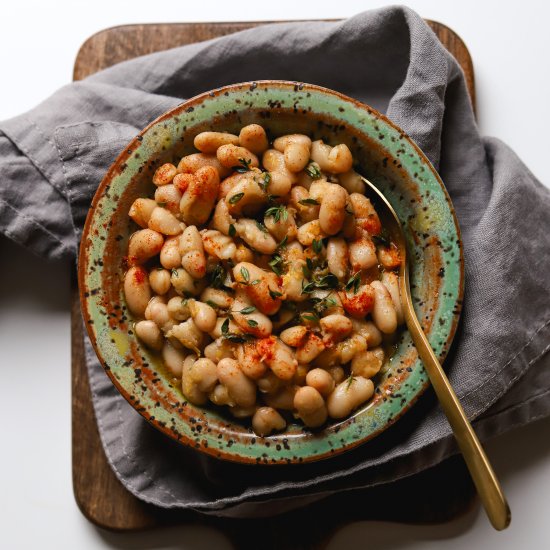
1, 1, 549, 548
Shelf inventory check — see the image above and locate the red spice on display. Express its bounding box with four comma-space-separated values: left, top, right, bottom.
133, 267, 146, 284
358, 214, 382, 235
340, 286, 375, 317
256, 336, 276, 362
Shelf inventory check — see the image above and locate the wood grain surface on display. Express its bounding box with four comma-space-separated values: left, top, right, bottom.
71, 19, 477, 541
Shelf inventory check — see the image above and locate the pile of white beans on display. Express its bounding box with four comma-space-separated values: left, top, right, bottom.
124, 124, 404, 436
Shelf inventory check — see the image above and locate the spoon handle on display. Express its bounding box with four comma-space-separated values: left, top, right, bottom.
402, 272, 511, 530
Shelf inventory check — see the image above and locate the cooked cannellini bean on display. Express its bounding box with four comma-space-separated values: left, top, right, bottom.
179, 225, 206, 279
211, 199, 235, 235
148, 207, 182, 236
256, 336, 297, 381
378, 245, 401, 269
294, 386, 327, 428
350, 193, 382, 235
328, 144, 353, 173
310, 140, 333, 172
327, 238, 349, 280
229, 405, 257, 418
339, 284, 375, 318
239, 124, 269, 154
297, 220, 326, 246
231, 291, 273, 338
281, 240, 305, 262
296, 333, 325, 363
179, 166, 220, 225
289, 186, 320, 222
256, 371, 282, 395
194, 131, 239, 153
209, 384, 235, 406
264, 385, 298, 410
201, 229, 237, 261
371, 280, 398, 334
327, 376, 374, 419
225, 175, 266, 216
166, 296, 191, 321
310, 290, 344, 316
338, 170, 365, 194
124, 267, 152, 316
200, 288, 233, 310
134, 320, 163, 350
306, 368, 335, 397
350, 319, 383, 347
161, 339, 186, 377
153, 163, 177, 186
235, 219, 277, 254
216, 144, 259, 169
168, 318, 204, 353
308, 179, 331, 202
349, 232, 377, 271
216, 358, 256, 408
204, 338, 235, 364
262, 149, 298, 184
170, 267, 197, 295
232, 262, 282, 315
147, 301, 175, 332
128, 229, 164, 265
235, 342, 268, 379
252, 407, 286, 436
129, 198, 157, 228
351, 347, 385, 379
381, 271, 404, 325
159, 236, 182, 269
266, 171, 292, 196
144, 296, 166, 319
328, 366, 346, 383
280, 325, 308, 347
182, 356, 208, 405
338, 333, 368, 364
177, 152, 229, 178
320, 314, 353, 343
319, 184, 347, 235
188, 300, 217, 332
188, 357, 218, 392
149, 269, 171, 295
284, 141, 311, 173
154, 184, 183, 216
282, 259, 308, 302
209, 316, 242, 339
264, 207, 297, 242
273, 134, 312, 152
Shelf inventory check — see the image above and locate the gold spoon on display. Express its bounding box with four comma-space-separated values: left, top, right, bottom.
360, 175, 511, 531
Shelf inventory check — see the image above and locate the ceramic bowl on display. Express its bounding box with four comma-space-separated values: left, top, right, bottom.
79, 81, 464, 464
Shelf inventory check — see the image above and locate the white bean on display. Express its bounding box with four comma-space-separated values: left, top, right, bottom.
294, 386, 327, 428
216, 358, 256, 408
273, 134, 312, 152
225, 175, 266, 216
129, 198, 157, 228
262, 149, 297, 184
264, 385, 298, 410
310, 140, 332, 172
281, 259, 308, 302
327, 376, 374, 419
188, 300, 217, 332
232, 262, 282, 315
266, 171, 292, 196
134, 320, 163, 351
349, 233, 378, 271
147, 207, 182, 236
256, 336, 297, 381
201, 229, 237, 261
209, 384, 235, 406
177, 153, 229, 178
167, 318, 204, 353
290, 186, 319, 222
194, 131, 239, 153
381, 271, 404, 325
216, 144, 259, 169
326, 238, 349, 280
296, 333, 326, 363
211, 199, 235, 235
128, 229, 164, 265
160, 236, 182, 269
124, 266, 152, 316
149, 268, 171, 295
181, 356, 208, 405
179, 225, 206, 279
319, 184, 347, 235
338, 170, 365, 194
350, 319, 383, 347
284, 142, 311, 173
320, 314, 353, 343
239, 124, 269, 154
339, 284, 375, 318
147, 301, 175, 332
179, 166, 220, 225
328, 144, 353, 173
306, 368, 335, 397
200, 288, 234, 310
235, 219, 277, 254
189, 358, 218, 393
252, 407, 286, 436
152, 163, 177, 186
350, 193, 382, 235
170, 267, 197, 296
377, 245, 402, 269
296, 220, 326, 247
264, 207, 297, 242
351, 347, 385, 379
166, 296, 191, 321
161, 340, 186, 377
308, 179, 331, 202
371, 280, 398, 334
204, 338, 235, 364
280, 326, 308, 347
235, 342, 268, 379
154, 184, 183, 216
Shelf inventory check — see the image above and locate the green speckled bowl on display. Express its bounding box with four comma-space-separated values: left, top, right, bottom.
79, 81, 464, 464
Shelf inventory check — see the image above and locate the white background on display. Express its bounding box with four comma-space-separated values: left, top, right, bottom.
1, 1, 549, 548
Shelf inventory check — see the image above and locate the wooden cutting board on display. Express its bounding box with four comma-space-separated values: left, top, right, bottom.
71, 19, 477, 544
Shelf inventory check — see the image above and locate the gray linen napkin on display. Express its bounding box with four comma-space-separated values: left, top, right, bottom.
1, 6, 549, 518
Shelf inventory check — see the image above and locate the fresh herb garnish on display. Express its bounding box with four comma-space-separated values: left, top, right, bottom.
205, 300, 218, 309
240, 266, 250, 283
312, 239, 323, 254
255, 220, 268, 233
268, 255, 284, 276
247, 319, 259, 328
238, 306, 256, 314
156, 201, 167, 207
264, 204, 288, 223
250, 279, 261, 285
310, 295, 337, 314
305, 163, 322, 180
258, 172, 271, 192
228, 224, 236, 237
346, 374, 356, 390
268, 288, 283, 299
298, 198, 319, 206
208, 264, 228, 289
223, 333, 255, 343
277, 235, 288, 249
233, 158, 252, 173
345, 205, 354, 215
345, 271, 362, 294
372, 232, 391, 247
314, 273, 339, 290
228, 192, 245, 205
171, 268, 180, 277
301, 280, 316, 294
221, 318, 230, 335
301, 312, 320, 323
